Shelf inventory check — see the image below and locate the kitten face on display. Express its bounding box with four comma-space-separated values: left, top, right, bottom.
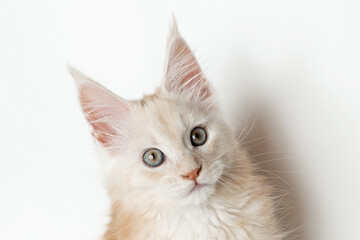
70, 22, 234, 205
109, 93, 231, 205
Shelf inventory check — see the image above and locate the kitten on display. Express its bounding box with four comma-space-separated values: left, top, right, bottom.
69, 21, 284, 240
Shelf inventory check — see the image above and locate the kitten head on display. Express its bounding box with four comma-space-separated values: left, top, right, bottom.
70, 23, 235, 206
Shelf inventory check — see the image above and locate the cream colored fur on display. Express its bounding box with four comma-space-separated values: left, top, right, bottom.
70, 20, 284, 240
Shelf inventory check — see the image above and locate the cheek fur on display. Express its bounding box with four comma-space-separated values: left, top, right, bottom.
142, 169, 165, 182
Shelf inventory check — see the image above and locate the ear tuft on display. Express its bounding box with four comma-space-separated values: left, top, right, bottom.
67, 64, 92, 88
168, 14, 180, 42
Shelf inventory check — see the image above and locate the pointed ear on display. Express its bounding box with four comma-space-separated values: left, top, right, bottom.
163, 21, 212, 102
68, 65, 130, 148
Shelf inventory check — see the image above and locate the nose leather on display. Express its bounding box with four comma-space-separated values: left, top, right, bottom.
181, 166, 201, 181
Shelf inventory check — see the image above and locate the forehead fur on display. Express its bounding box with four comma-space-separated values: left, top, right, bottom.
131, 89, 215, 137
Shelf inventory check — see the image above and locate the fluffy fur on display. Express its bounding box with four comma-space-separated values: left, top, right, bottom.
70, 21, 284, 240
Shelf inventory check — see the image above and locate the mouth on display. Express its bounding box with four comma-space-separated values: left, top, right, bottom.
189, 183, 207, 194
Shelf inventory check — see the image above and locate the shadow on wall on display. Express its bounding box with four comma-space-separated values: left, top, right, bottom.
217, 44, 310, 239
233, 98, 308, 240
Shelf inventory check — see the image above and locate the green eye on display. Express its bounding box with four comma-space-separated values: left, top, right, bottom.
143, 148, 164, 167
190, 127, 207, 146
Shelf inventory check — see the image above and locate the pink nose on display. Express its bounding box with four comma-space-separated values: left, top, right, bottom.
181, 166, 201, 181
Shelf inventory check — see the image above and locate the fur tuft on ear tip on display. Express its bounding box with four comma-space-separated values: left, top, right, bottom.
67, 64, 93, 88
168, 14, 181, 43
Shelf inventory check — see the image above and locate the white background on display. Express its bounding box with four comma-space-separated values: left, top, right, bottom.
1, 0, 359, 239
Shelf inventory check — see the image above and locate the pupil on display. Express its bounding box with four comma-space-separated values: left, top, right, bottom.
149, 153, 155, 160
195, 132, 200, 139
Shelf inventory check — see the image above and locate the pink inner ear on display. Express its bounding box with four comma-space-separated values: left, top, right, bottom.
79, 83, 128, 146
165, 37, 211, 100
